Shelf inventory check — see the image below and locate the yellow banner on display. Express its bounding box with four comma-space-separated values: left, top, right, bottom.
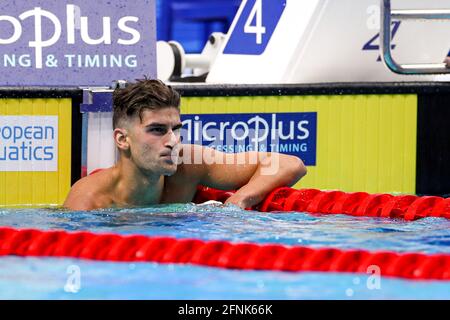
182, 94, 417, 194
0, 98, 72, 207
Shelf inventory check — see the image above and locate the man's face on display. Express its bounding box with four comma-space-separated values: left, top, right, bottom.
126, 107, 182, 176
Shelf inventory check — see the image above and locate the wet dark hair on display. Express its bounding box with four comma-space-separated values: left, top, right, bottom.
113, 78, 180, 129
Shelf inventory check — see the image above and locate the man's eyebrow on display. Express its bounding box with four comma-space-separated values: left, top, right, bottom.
145, 123, 166, 128
145, 123, 183, 129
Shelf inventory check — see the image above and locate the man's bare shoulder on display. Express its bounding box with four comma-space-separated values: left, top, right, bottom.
63, 168, 115, 210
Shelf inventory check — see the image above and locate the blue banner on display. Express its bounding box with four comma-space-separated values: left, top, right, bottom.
181, 112, 317, 166
0, 0, 156, 86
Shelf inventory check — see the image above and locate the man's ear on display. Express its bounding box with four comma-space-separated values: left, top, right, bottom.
114, 128, 129, 151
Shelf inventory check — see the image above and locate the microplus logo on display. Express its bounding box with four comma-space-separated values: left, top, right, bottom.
0, 5, 139, 69
181, 112, 317, 166
0, 116, 58, 172
0, 1, 156, 86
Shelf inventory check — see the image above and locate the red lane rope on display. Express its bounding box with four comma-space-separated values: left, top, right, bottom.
90, 169, 449, 220
0, 227, 449, 281
194, 186, 450, 220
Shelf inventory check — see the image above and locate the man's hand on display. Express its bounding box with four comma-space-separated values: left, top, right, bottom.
224, 191, 258, 209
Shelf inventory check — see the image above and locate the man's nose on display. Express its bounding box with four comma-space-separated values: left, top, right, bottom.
165, 130, 180, 148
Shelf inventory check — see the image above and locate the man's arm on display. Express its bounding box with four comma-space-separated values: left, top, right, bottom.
182, 145, 307, 209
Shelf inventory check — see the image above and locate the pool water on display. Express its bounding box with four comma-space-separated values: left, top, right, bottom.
1, 204, 449, 299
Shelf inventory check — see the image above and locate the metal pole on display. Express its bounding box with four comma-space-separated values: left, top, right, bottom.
379, 0, 450, 75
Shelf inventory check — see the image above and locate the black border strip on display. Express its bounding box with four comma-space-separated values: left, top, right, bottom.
416, 93, 450, 197
70, 92, 83, 186
0, 87, 82, 99
3, 83, 450, 98
173, 82, 450, 97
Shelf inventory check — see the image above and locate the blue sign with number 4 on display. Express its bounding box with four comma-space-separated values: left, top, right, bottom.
224, 0, 286, 55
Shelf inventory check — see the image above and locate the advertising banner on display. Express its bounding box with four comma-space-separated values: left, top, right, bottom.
0, 97, 73, 207
181, 94, 418, 193
181, 112, 317, 166
0, 0, 156, 86
0, 115, 58, 171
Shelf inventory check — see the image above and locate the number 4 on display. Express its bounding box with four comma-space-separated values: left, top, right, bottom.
363, 21, 401, 61
244, 0, 266, 44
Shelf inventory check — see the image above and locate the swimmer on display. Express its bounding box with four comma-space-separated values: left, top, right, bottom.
63, 79, 307, 210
